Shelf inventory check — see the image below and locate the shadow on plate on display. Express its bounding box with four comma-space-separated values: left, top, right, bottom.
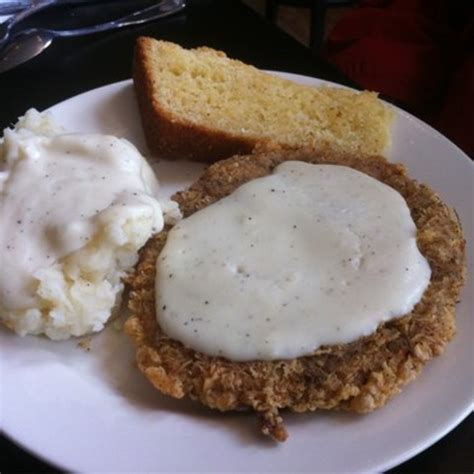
0, 315, 361, 446
94, 299, 363, 446
94, 306, 281, 447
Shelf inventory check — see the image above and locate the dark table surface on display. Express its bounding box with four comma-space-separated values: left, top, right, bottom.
0, 0, 472, 472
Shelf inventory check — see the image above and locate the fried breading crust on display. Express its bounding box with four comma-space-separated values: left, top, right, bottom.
125, 149, 466, 441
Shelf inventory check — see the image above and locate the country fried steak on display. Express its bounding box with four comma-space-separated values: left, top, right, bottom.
125, 148, 466, 441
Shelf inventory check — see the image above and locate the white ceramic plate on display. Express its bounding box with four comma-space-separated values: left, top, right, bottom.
1, 75, 473, 473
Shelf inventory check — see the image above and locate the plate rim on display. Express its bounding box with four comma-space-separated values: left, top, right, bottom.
2, 73, 473, 473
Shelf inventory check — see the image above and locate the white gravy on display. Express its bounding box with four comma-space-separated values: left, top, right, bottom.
0, 126, 164, 310
156, 161, 431, 361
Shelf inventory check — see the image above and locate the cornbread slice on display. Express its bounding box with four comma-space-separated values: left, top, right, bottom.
133, 38, 394, 162
125, 148, 466, 441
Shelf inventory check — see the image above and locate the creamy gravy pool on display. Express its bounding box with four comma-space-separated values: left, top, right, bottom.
156, 161, 431, 361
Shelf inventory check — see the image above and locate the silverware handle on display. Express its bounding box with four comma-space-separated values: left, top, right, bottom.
0, 0, 151, 20
0, 1, 32, 15
54, 0, 185, 38
1, 0, 56, 24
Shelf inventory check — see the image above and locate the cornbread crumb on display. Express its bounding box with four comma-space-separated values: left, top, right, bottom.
133, 38, 394, 162
77, 337, 92, 352
113, 319, 123, 332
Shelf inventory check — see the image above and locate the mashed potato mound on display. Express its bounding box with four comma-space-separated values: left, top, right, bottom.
2, 206, 157, 339
0, 109, 180, 340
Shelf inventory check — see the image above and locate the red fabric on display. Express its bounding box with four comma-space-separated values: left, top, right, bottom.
323, 0, 473, 157
437, 52, 474, 158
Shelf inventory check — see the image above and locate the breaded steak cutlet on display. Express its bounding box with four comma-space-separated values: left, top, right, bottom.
125, 149, 466, 442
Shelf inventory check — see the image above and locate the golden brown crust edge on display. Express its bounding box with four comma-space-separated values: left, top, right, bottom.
125, 148, 466, 442
133, 37, 263, 162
